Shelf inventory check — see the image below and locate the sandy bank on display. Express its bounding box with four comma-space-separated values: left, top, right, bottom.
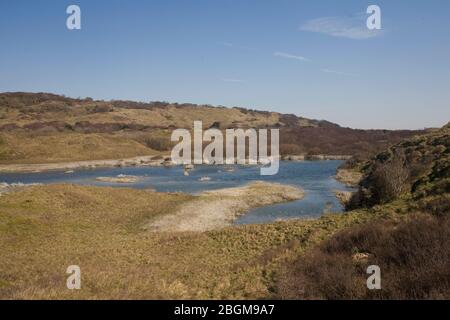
334, 168, 363, 187
282, 154, 352, 161
0, 154, 352, 174
145, 181, 304, 232
0, 155, 173, 173
96, 174, 142, 183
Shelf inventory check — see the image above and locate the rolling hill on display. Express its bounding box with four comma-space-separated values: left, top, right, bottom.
0, 92, 422, 164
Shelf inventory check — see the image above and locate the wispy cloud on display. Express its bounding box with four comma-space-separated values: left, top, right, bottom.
322, 68, 357, 77
273, 51, 309, 62
221, 78, 245, 83
300, 16, 382, 40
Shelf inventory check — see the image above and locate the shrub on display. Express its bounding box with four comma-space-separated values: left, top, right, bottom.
89, 104, 114, 113
370, 152, 410, 203
350, 151, 411, 208
276, 215, 450, 300
417, 195, 450, 216
306, 147, 322, 156
279, 143, 303, 155
142, 136, 172, 151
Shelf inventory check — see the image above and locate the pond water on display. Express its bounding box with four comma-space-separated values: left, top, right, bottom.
0, 161, 353, 224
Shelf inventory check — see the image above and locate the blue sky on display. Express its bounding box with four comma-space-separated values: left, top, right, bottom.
0, 0, 449, 129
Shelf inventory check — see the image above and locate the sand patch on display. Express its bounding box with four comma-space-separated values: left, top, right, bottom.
145, 181, 304, 232
96, 174, 142, 183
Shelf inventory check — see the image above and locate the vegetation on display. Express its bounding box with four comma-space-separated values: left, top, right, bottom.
348, 124, 449, 209
0, 92, 421, 164
276, 124, 450, 299
0, 132, 158, 164
0, 92, 448, 300
276, 214, 450, 299
0, 184, 375, 299
138, 134, 173, 152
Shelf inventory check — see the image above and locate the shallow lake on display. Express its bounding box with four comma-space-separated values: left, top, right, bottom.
0, 160, 353, 224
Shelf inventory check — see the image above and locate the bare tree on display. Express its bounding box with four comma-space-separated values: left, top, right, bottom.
372, 151, 410, 203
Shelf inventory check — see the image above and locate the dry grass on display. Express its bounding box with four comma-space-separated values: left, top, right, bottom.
335, 169, 363, 187
0, 98, 280, 131
0, 184, 375, 300
0, 132, 157, 164
333, 190, 354, 207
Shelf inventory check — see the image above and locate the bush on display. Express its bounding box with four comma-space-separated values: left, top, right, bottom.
279, 143, 303, 155
350, 151, 411, 208
371, 152, 410, 203
276, 215, 450, 299
338, 156, 363, 170
306, 147, 322, 156
142, 136, 172, 151
417, 195, 450, 216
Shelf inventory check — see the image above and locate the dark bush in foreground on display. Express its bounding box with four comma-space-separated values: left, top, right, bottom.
276, 214, 450, 300
417, 195, 450, 216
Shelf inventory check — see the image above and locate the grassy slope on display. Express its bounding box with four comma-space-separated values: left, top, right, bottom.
0, 94, 281, 129
0, 92, 420, 164
0, 132, 158, 164
0, 184, 394, 300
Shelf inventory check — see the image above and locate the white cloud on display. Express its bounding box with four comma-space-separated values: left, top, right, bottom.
300, 16, 382, 40
273, 51, 309, 62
